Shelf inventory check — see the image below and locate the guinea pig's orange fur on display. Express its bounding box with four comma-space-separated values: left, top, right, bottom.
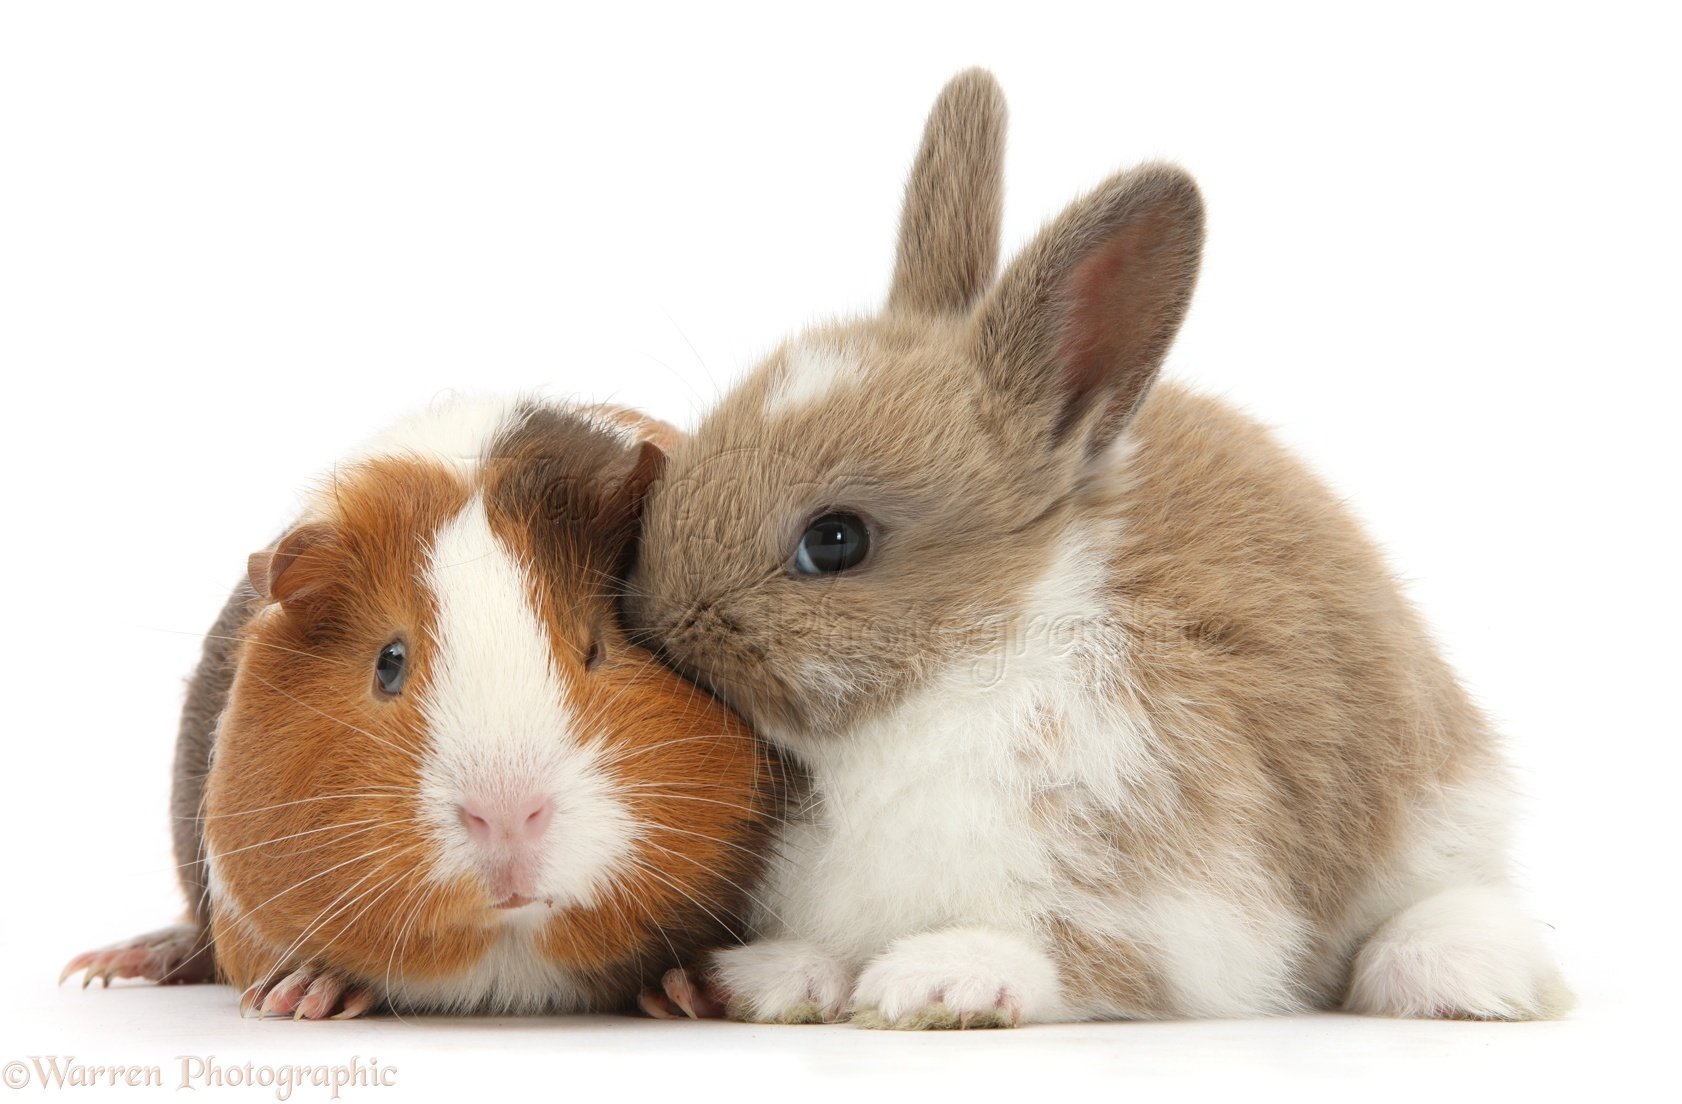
205, 413, 782, 1010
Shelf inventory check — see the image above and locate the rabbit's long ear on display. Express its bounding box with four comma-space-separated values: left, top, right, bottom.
886, 68, 1007, 317
972, 164, 1204, 454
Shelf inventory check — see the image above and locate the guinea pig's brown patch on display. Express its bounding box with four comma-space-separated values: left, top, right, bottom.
482, 410, 787, 1000
205, 456, 491, 992
208, 407, 787, 1009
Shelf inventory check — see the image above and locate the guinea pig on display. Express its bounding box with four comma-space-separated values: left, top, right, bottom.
62, 397, 785, 1018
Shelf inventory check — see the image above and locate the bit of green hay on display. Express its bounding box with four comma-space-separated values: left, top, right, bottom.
728, 998, 835, 1025
850, 1004, 1017, 1031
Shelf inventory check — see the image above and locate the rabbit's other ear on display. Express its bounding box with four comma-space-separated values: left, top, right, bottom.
886, 68, 1007, 318
972, 164, 1204, 455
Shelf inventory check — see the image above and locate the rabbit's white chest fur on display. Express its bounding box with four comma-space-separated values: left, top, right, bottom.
749, 526, 1313, 1018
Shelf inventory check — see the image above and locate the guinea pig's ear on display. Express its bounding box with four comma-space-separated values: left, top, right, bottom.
582, 440, 667, 557
582, 404, 685, 456
886, 68, 1007, 317
610, 439, 668, 518
247, 523, 334, 605
970, 163, 1204, 456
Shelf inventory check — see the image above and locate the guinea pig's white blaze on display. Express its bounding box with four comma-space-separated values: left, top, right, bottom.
416, 495, 639, 915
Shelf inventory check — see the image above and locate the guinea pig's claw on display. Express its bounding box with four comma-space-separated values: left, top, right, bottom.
328, 988, 376, 1021
668, 975, 700, 1019
657, 967, 728, 1020
70, 961, 117, 989
256, 968, 314, 1019
294, 971, 349, 1020
637, 989, 679, 1019
242, 966, 374, 1021
59, 953, 94, 987
61, 924, 214, 990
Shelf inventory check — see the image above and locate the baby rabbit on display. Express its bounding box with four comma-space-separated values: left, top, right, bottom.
64, 398, 784, 1017
626, 70, 1568, 1028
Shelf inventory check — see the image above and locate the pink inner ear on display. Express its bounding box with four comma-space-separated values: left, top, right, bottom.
1054, 208, 1184, 440
251, 523, 332, 604
246, 550, 277, 601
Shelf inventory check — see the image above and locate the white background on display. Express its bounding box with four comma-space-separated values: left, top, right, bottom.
2, 1, 1677, 1100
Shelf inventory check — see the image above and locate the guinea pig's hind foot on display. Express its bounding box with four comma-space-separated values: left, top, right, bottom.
60, 922, 214, 988
240, 965, 376, 1021
638, 967, 729, 1020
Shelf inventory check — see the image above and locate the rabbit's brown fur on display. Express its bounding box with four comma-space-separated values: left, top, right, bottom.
628, 69, 1566, 1026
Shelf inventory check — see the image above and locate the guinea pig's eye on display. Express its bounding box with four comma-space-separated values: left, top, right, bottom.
374, 640, 408, 696
584, 636, 604, 671
793, 511, 871, 576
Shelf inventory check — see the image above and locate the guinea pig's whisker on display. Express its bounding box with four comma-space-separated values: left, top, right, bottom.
178, 818, 386, 868
615, 791, 790, 828
250, 824, 401, 867
247, 672, 421, 765
253, 848, 412, 962
146, 627, 342, 666
619, 854, 736, 942
643, 822, 774, 862
615, 780, 782, 803
590, 730, 763, 772
188, 790, 408, 821
251, 850, 416, 1001
578, 567, 666, 606
398, 875, 464, 1003
382, 877, 440, 1018
379, 884, 426, 1003
271, 863, 404, 978
612, 868, 689, 976
231, 841, 407, 952
635, 836, 787, 932
610, 888, 673, 981
275, 860, 413, 997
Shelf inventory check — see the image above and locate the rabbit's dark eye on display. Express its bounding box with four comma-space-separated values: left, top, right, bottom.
794, 512, 871, 575
374, 640, 408, 696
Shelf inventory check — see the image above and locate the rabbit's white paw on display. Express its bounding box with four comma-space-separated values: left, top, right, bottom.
850, 927, 1062, 1029
712, 939, 854, 1024
1346, 886, 1573, 1021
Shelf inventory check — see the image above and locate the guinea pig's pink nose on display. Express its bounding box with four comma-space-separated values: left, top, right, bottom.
456, 794, 555, 846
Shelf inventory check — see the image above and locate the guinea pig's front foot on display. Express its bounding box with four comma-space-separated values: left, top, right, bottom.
638, 967, 729, 1020
60, 922, 214, 988
240, 964, 376, 1021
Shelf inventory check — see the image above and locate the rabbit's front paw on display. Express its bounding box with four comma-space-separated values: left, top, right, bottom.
710, 939, 854, 1024
850, 927, 1062, 1029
